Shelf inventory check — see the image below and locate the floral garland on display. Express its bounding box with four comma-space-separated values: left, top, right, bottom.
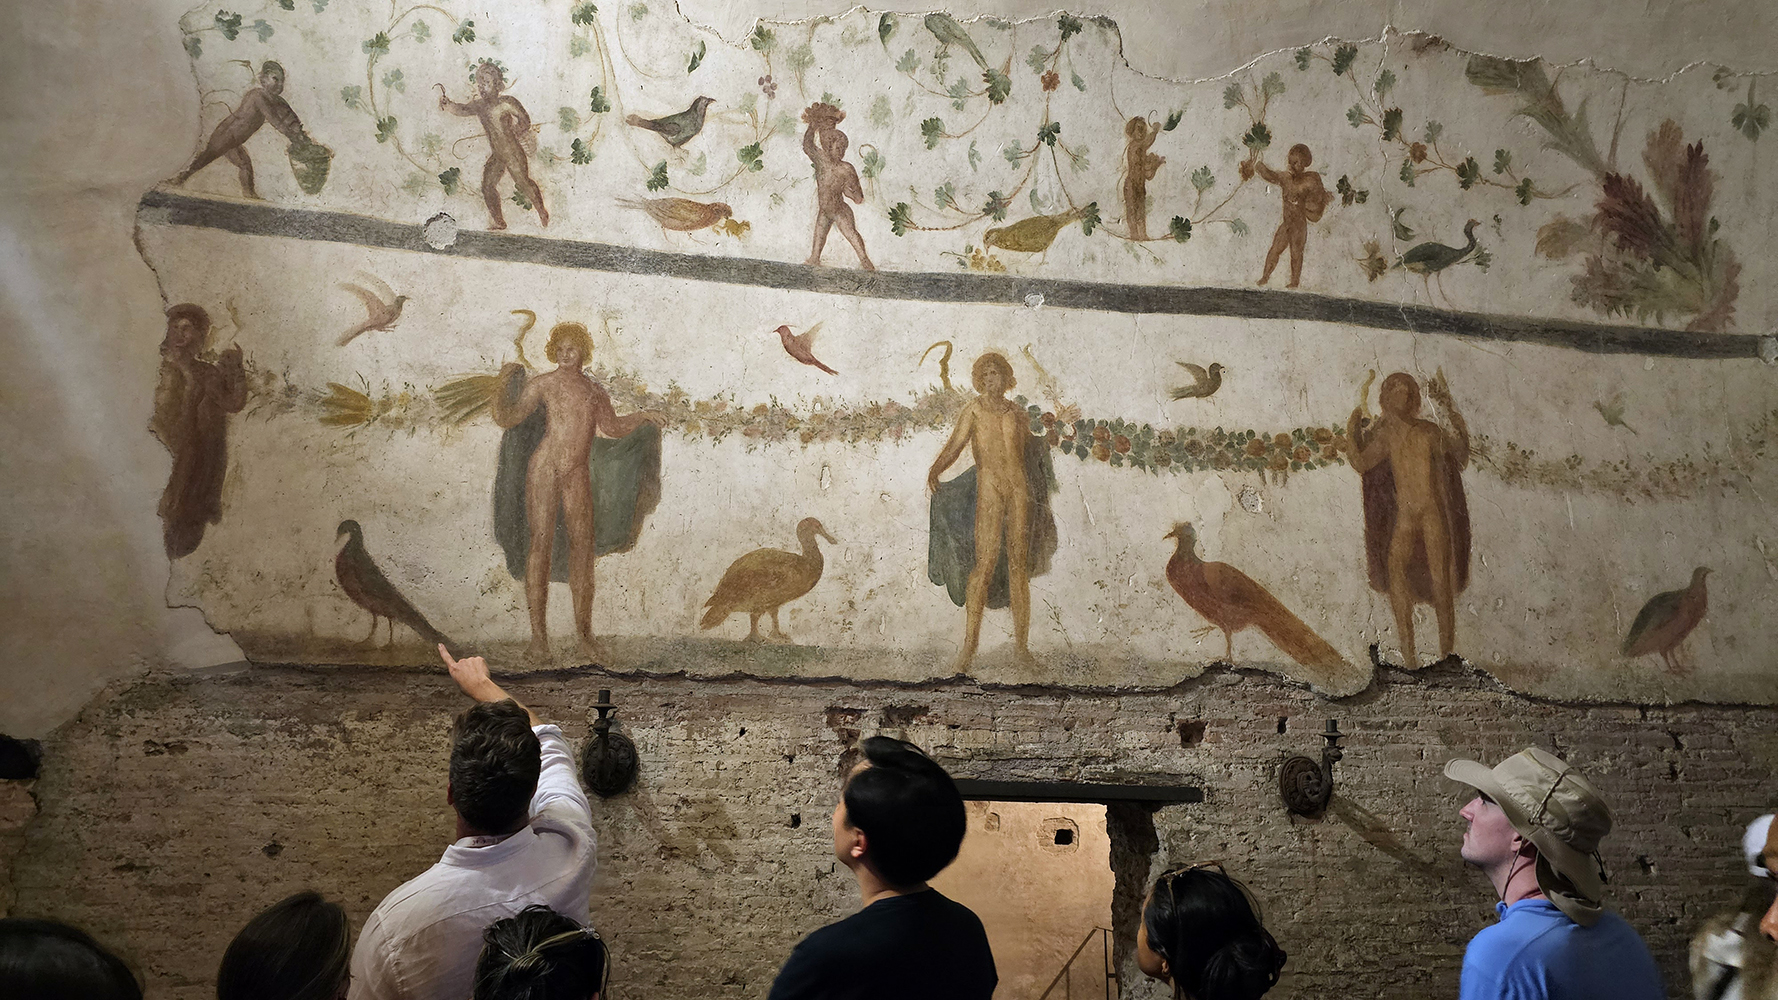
238, 359, 1771, 497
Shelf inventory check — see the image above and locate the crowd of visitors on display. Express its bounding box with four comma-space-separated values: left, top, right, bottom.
2, 644, 1770, 999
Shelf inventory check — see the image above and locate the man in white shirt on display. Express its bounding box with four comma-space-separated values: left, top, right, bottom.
349, 645, 597, 1000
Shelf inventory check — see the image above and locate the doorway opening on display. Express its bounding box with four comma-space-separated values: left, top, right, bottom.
931, 801, 1116, 1000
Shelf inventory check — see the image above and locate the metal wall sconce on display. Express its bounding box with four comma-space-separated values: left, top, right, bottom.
1278, 719, 1345, 817
580, 689, 638, 798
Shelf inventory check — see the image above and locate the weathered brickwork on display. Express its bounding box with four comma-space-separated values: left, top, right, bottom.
8, 662, 1774, 999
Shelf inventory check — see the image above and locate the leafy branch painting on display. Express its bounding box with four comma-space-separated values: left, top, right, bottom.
1466, 55, 1742, 331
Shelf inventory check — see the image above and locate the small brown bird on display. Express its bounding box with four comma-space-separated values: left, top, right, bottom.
335, 519, 452, 650
1171, 362, 1225, 399
625, 96, 716, 147
618, 196, 733, 234
337, 275, 408, 346
1164, 522, 1346, 669
775, 323, 837, 375
701, 518, 836, 642
1622, 566, 1710, 672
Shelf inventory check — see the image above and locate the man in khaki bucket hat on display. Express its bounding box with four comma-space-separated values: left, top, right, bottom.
1446, 747, 1665, 999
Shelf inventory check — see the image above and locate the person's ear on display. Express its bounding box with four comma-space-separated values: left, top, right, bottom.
1511, 831, 1535, 858
849, 827, 869, 862
446, 781, 455, 807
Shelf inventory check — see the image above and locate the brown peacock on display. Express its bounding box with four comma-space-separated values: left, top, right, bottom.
1163, 522, 1346, 669
335, 519, 452, 651
701, 518, 835, 643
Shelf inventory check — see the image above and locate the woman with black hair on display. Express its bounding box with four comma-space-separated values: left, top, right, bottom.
473, 905, 607, 1000
216, 891, 351, 1000
1136, 863, 1288, 1000
0, 917, 142, 1000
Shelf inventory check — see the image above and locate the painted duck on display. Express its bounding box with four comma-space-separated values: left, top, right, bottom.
701, 518, 836, 643
1622, 567, 1710, 672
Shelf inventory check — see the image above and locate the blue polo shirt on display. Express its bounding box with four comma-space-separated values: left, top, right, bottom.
1460, 898, 1665, 1000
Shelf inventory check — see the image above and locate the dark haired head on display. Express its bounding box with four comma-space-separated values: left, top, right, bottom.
839, 736, 966, 887
216, 891, 350, 1000
0, 918, 142, 1000
1139, 866, 1286, 1000
450, 700, 542, 834
473, 906, 606, 1000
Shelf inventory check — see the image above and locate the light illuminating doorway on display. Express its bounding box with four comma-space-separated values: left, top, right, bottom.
931, 801, 1115, 1000
933, 778, 1201, 1000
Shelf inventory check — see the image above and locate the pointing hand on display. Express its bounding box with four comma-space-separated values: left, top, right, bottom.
439, 644, 498, 702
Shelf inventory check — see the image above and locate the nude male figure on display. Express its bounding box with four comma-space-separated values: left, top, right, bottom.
1347, 371, 1471, 668
1242, 142, 1330, 288
438, 62, 547, 230
492, 323, 657, 662
173, 61, 311, 198
801, 102, 874, 270
928, 352, 1034, 672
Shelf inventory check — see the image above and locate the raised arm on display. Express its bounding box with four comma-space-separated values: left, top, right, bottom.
1251, 158, 1284, 184
1346, 409, 1387, 474
802, 123, 823, 163
215, 346, 248, 413
439, 645, 540, 725
438, 646, 591, 822
489, 364, 541, 429
436, 84, 477, 117
1429, 380, 1470, 469
927, 403, 977, 493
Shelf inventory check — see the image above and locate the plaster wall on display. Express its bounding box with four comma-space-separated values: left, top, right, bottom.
4, 0, 1777, 733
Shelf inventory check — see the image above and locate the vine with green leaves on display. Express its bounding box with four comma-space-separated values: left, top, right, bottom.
882, 13, 1109, 268
1314, 42, 1577, 206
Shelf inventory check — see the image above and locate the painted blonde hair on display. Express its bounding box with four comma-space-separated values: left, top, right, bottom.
545, 322, 593, 364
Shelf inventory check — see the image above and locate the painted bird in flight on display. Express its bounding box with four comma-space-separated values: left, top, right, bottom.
1593, 395, 1638, 435
1171, 362, 1225, 399
776, 323, 837, 375
337, 274, 408, 346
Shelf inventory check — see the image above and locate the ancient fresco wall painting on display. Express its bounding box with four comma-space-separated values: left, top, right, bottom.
140, 3, 1778, 704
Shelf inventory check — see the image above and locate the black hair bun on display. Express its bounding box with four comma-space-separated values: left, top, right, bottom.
1197, 928, 1287, 1000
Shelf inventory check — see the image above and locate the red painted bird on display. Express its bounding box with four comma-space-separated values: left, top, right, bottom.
775, 322, 837, 375
1163, 521, 1346, 669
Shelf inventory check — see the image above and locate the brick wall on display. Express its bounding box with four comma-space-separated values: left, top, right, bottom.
8, 662, 1772, 998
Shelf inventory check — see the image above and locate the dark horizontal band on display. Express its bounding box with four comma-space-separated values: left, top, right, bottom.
138, 188, 1764, 361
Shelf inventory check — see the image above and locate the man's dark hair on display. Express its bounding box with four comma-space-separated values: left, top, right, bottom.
474, 905, 607, 1000
216, 891, 350, 1000
451, 700, 542, 833
842, 736, 966, 887
0, 918, 142, 1000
